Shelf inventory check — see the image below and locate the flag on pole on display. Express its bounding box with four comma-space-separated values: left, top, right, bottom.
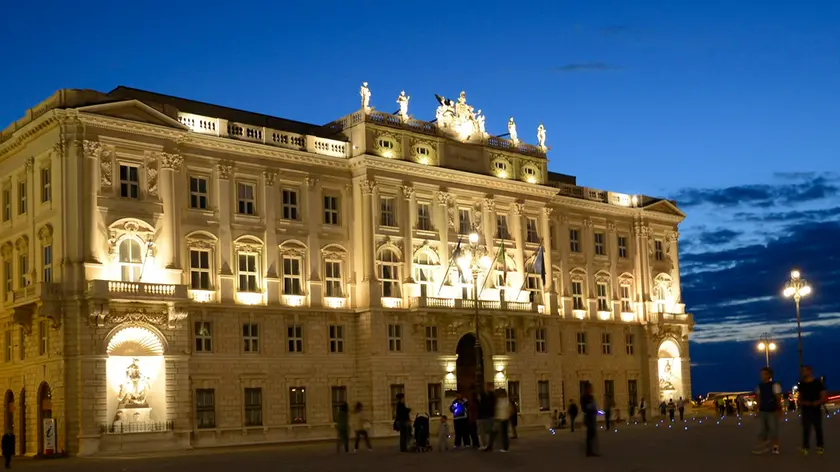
533, 246, 546, 285
437, 236, 463, 297
496, 237, 507, 286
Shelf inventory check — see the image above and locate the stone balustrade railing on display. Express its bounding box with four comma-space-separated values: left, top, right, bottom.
88, 280, 188, 300
408, 296, 538, 313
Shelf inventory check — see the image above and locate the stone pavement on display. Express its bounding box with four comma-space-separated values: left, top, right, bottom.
13, 411, 840, 472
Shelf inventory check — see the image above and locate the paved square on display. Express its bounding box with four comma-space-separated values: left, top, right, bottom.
14, 411, 840, 472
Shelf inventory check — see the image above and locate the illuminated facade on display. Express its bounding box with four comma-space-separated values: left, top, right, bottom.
0, 85, 692, 455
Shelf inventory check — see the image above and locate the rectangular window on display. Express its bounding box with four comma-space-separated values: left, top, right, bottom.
508, 381, 521, 407
380, 196, 396, 227
18, 181, 26, 214
2, 262, 10, 301
4, 331, 10, 362
237, 182, 256, 215
596, 282, 609, 312
428, 383, 442, 417
496, 214, 509, 239
388, 324, 402, 352
287, 324, 303, 353
526, 274, 541, 292
42, 245, 52, 283
323, 195, 339, 225
535, 327, 547, 353
569, 229, 580, 253
329, 325, 344, 353
537, 380, 550, 411
620, 285, 632, 312
282, 256, 303, 295
625, 333, 635, 355
379, 254, 400, 298
289, 387, 307, 424
38, 320, 47, 356
576, 331, 587, 355
390, 384, 405, 418
189, 176, 209, 209
572, 281, 584, 310
242, 323, 259, 353
618, 236, 628, 259
526, 217, 539, 243
18, 254, 28, 288
194, 321, 212, 353
579, 381, 589, 403
2, 189, 10, 221
282, 189, 299, 220
458, 208, 471, 234
601, 332, 612, 355
40, 167, 51, 203
195, 389, 216, 429
628, 380, 638, 406
655, 240, 664, 261
417, 202, 432, 230
505, 327, 517, 353
425, 325, 438, 352
594, 232, 606, 256
604, 380, 615, 404
237, 253, 259, 292
324, 260, 343, 297
190, 250, 211, 290
244, 387, 263, 427
119, 165, 139, 199
331, 386, 347, 422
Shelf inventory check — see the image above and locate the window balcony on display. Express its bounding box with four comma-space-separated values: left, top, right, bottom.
189, 289, 217, 303
282, 294, 307, 307
5, 282, 62, 307
324, 297, 347, 309
407, 296, 540, 313
236, 291, 265, 306
87, 280, 189, 301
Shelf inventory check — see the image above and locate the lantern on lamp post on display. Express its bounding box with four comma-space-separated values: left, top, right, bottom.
783, 270, 812, 370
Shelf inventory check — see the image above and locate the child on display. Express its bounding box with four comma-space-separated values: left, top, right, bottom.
438, 415, 450, 451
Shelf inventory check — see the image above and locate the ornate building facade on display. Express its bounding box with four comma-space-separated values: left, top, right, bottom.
0, 85, 692, 455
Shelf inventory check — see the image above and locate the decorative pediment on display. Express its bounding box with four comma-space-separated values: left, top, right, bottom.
235, 236, 265, 254
321, 244, 348, 261
642, 200, 686, 218
279, 239, 307, 257
186, 231, 218, 250
38, 224, 54, 245
75, 100, 190, 130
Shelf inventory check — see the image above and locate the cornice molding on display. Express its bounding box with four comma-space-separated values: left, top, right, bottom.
552, 196, 685, 224
0, 111, 62, 158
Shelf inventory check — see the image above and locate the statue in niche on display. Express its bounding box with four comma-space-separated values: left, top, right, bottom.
360, 82, 371, 111
508, 117, 518, 145
659, 360, 676, 391
537, 123, 546, 150
397, 91, 410, 122
117, 358, 152, 408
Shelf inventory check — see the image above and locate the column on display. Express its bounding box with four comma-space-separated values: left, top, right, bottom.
668, 231, 682, 305
582, 218, 594, 314
401, 185, 415, 291
482, 197, 495, 248
512, 202, 525, 297
633, 220, 649, 323
159, 153, 183, 269
607, 221, 618, 314
82, 141, 101, 263
217, 163, 234, 301
436, 191, 451, 295
262, 170, 278, 276
557, 214, 569, 317
360, 180, 377, 302
305, 176, 321, 306
540, 207, 554, 312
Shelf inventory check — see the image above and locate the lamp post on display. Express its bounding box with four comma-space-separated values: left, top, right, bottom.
783, 270, 812, 369
756, 333, 776, 368
457, 231, 492, 391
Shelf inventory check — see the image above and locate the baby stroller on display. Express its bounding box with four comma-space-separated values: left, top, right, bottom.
412, 413, 431, 452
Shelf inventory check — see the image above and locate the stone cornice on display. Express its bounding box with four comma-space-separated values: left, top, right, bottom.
552, 195, 685, 224
351, 155, 558, 200
0, 110, 62, 159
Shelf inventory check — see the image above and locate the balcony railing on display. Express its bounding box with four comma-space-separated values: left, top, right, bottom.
100, 421, 174, 434
6, 283, 62, 306
88, 280, 188, 301
660, 312, 691, 322
409, 296, 538, 313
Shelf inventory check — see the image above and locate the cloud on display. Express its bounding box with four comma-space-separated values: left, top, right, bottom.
698, 228, 742, 245
691, 313, 840, 344
672, 175, 839, 208
555, 62, 622, 73
733, 206, 840, 224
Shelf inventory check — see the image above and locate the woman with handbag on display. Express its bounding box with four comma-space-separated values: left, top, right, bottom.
353, 402, 372, 452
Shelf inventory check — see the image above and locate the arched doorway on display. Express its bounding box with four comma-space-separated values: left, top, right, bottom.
657, 339, 683, 402
4, 391, 13, 435
37, 383, 52, 454
18, 388, 25, 455
456, 334, 484, 395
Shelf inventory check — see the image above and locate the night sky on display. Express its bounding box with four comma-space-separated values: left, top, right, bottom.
2, 0, 838, 395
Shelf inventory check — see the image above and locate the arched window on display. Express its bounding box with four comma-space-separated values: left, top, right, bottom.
119, 239, 143, 282
413, 251, 437, 298
378, 249, 401, 298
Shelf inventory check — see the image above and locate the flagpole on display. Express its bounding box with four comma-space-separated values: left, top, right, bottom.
436, 235, 462, 297
478, 240, 505, 298
514, 251, 538, 302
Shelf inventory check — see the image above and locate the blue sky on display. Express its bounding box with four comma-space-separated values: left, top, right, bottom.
2, 0, 838, 394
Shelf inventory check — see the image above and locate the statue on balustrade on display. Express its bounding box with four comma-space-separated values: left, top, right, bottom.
537, 123, 546, 150
117, 358, 152, 408
360, 82, 371, 112
397, 90, 410, 122
507, 117, 518, 145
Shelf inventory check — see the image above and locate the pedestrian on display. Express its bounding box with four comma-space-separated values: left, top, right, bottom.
629, 400, 636, 421
798, 365, 827, 455
352, 402, 372, 452
467, 391, 480, 448
486, 388, 510, 452
659, 401, 667, 419
509, 400, 519, 439
667, 399, 676, 422
450, 393, 469, 448
438, 415, 450, 452
1, 430, 13, 470
335, 402, 350, 453
677, 397, 685, 421
478, 383, 497, 450
581, 382, 599, 457
752, 367, 782, 455
567, 399, 579, 432
395, 393, 412, 452
639, 397, 647, 423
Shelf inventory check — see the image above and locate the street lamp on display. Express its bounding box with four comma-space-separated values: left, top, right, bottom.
456, 231, 492, 391
756, 333, 777, 368
783, 270, 812, 369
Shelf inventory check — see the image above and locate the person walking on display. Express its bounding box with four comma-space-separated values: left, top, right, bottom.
798, 366, 827, 455
437, 415, 450, 452
335, 402, 350, 453
467, 391, 480, 448
509, 400, 519, 439
486, 388, 510, 452
395, 393, 412, 452
752, 367, 782, 455
639, 397, 647, 423
567, 399, 579, 432
450, 393, 469, 448
581, 382, 599, 457
1, 431, 13, 470
352, 402, 372, 452
677, 397, 685, 422
478, 383, 497, 450
667, 399, 676, 422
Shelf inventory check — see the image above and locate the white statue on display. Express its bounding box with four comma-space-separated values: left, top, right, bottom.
476, 110, 486, 136
360, 82, 371, 112
117, 358, 152, 408
537, 123, 546, 150
397, 90, 410, 122
508, 117, 518, 145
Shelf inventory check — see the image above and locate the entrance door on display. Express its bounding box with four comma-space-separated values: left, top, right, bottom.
37, 383, 52, 454
456, 334, 483, 395
3, 391, 13, 436
18, 388, 25, 455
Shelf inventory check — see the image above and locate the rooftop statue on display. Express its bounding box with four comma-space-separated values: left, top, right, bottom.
434, 91, 486, 141
537, 123, 546, 150
360, 82, 371, 113
508, 117, 518, 145
397, 91, 410, 122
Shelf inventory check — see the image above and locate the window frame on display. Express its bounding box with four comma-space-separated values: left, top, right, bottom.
654, 240, 665, 261
237, 181, 257, 216
617, 235, 628, 259
38, 320, 47, 356
537, 380, 550, 411
289, 387, 307, 424
424, 325, 438, 352
496, 214, 510, 239
40, 167, 51, 203
194, 321, 212, 353
118, 238, 143, 282
417, 202, 432, 231
620, 284, 632, 312
237, 252, 260, 293
526, 217, 539, 243
331, 386, 347, 422
378, 250, 401, 298
118, 164, 140, 199
390, 384, 405, 418
596, 282, 609, 312
601, 332, 612, 355
328, 325, 344, 353
282, 255, 304, 296
379, 195, 396, 227
458, 208, 471, 234
242, 322, 260, 353
594, 232, 606, 256
504, 327, 517, 353
625, 333, 635, 355
427, 383, 442, 417
244, 387, 263, 427
282, 188, 299, 221
535, 327, 547, 354
18, 253, 28, 288
323, 194, 339, 225
569, 229, 581, 253
287, 324, 304, 353
387, 323, 402, 352
189, 175, 209, 210
576, 331, 587, 355
17, 181, 26, 215
195, 388, 216, 429
42, 244, 52, 284
2, 188, 10, 222
189, 249, 212, 290
324, 259, 343, 298
571, 280, 584, 310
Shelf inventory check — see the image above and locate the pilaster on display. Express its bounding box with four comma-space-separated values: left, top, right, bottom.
540, 207, 555, 312
306, 176, 322, 306
159, 152, 183, 269
82, 140, 101, 264
401, 185, 415, 288
217, 162, 234, 302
